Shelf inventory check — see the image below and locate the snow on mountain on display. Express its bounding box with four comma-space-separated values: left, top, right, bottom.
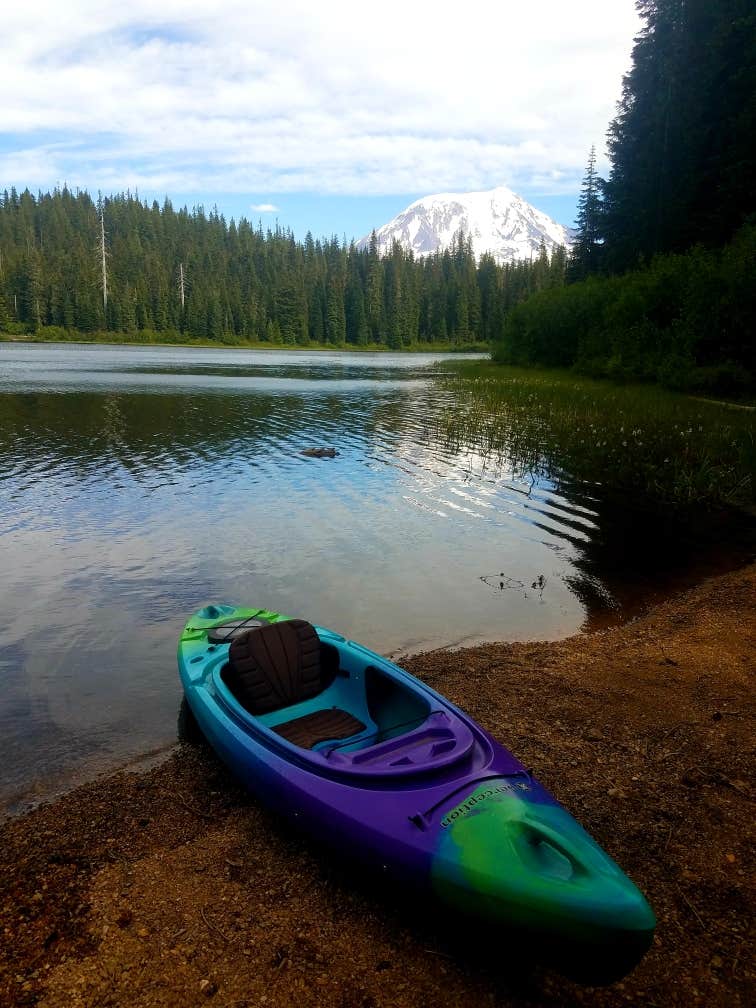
359, 185, 571, 263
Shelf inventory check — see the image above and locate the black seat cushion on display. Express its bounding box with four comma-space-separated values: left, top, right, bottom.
225, 619, 333, 715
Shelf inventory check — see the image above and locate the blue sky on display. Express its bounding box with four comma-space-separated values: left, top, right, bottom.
120, 192, 583, 243
1, 1, 640, 243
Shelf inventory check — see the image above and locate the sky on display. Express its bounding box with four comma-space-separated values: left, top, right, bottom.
1, 1, 641, 242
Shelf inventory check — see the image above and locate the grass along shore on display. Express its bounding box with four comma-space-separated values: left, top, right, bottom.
436, 361, 756, 510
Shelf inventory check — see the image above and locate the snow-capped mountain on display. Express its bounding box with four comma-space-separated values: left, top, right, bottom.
360, 185, 571, 263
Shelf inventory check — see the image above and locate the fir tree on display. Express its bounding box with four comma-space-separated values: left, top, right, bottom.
602, 0, 756, 271
567, 146, 603, 282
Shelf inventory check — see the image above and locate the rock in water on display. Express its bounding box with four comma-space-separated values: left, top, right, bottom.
300, 448, 339, 458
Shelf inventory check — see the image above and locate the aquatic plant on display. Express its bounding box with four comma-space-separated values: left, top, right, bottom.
437, 364, 755, 510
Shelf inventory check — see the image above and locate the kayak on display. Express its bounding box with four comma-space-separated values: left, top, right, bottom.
178, 604, 655, 973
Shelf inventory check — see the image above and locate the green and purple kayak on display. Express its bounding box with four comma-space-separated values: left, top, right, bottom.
179, 604, 655, 977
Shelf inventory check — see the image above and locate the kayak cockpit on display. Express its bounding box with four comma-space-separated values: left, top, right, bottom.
214, 618, 476, 778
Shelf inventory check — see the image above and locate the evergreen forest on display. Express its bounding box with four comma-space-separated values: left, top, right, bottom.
0, 188, 566, 349
495, 0, 756, 395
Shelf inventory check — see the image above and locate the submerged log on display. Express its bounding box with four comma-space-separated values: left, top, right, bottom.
300, 447, 339, 458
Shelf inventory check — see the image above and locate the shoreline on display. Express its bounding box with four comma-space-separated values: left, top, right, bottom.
0, 332, 490, 355
5, 535, 750, 822
2, 564, 754, 1006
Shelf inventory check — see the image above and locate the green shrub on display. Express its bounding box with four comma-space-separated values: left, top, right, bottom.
494, 225, 756, 396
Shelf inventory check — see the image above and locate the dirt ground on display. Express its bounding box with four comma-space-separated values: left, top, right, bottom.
1, 564, 754, 1008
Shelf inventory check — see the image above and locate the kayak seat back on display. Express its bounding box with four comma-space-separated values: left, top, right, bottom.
226, 619, 335, 715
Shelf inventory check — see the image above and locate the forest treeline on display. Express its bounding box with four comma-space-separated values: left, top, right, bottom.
0, 187, 566, 348
495, 0, 756, 393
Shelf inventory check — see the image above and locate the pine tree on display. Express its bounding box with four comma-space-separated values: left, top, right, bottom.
325, 251, 346, 345
567, 146, 603, 281
345, 245, 369, 344
19, 249, 42, 330
602, 0, 756, 271
275, 270, 306, 344
365, 232, 385, 343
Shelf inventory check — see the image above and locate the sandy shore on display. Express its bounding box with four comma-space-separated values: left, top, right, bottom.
2, 564, 754, 1007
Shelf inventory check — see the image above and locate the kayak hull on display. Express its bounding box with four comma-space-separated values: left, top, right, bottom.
178, 604, 655, 962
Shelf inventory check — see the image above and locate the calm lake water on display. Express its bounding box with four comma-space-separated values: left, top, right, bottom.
0, 343, 748, 811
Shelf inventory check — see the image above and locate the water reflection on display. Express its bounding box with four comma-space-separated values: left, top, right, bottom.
0, 344, 750, 811
429, 373, 755, 622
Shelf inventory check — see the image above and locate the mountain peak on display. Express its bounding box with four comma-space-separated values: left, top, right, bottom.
360, 185, 570, 263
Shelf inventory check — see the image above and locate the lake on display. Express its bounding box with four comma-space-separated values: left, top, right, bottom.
0, 343, 750, 812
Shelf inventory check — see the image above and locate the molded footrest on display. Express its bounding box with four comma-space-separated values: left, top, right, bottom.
274, 707, 366, 749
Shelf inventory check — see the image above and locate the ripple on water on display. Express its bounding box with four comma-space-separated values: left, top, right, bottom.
1, 343, 708, 808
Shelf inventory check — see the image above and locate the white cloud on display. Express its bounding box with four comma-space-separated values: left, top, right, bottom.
250, 203, 279, 213
0, 1, 640, 197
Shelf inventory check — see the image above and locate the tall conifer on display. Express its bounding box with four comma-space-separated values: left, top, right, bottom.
567, 146, 603, 282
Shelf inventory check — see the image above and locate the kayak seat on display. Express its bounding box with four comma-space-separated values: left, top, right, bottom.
224, 620, 366, 749
224, 619, 340, 715
273, 707, 366, 749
